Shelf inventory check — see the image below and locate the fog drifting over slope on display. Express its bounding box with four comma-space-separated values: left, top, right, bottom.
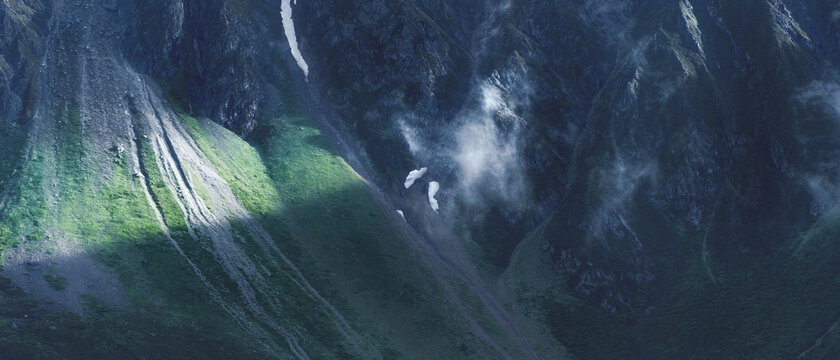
798, 81, 840, 215
453, 78, 528, 207
397, 66, 532, 212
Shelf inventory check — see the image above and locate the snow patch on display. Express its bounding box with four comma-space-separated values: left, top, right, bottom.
428, 181, 440, 213
396, 210, 406, 222
281, 0, 309, 76
404, 167, 427, 189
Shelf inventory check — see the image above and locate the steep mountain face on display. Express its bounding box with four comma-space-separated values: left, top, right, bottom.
121, 0, 274, 135
2, 0, 840, 359
292, 0, 840, 357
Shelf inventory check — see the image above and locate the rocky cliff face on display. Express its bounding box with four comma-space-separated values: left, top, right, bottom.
0, 0, 49, 126
293, 0, 840, 357
121, 0, 272, 135
2, 0, 840, 359
294, 0, 838, 296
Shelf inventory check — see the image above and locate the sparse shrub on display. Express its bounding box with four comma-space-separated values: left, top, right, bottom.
43, 273, 69, 291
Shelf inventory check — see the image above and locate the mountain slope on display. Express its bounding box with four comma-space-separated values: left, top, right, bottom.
0, 1, 564, 358
3, 0, 840, 359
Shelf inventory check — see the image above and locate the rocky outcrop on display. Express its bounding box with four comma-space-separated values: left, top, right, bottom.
120, 0, 278, 135
0, 0, 50, 126
4, 0, 840, 358
290, 0, 840, 318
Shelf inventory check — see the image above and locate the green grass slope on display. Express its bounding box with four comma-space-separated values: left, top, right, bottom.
0, 104, 275, 359
0, 79, 525, 359
173, 97, 515, 359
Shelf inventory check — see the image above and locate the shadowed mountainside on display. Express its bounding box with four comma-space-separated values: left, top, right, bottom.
2, 0, 840, 359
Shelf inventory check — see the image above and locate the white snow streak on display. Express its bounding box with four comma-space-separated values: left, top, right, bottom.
404, 167, 428, 189
281, 0, 309, 76
428, 181, 440, 213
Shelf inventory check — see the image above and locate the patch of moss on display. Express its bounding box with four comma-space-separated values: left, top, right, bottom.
42, 273, 68, 291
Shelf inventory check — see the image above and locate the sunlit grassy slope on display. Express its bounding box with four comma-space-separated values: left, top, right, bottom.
174, 99, 511, 359
0, 82, 515, 358
0, 104, 274, 359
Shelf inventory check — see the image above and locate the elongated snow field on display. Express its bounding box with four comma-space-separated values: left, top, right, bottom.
281, 0, 309, 76
428, 181, 440, 213
404, 167, 427, 189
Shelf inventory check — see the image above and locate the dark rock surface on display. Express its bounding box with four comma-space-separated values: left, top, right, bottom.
0, 0, 50, 126
4, 0, 840, 358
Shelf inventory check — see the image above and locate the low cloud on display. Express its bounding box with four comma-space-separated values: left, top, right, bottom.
598, 157, 656, 209
396, 67, 533, 211
803, 174, 840, 216
453, 79, 529, 207
589, 155, 656, 239
398, 117, 425, 155
798, 81, 840, 216
797, 81, 840, 116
